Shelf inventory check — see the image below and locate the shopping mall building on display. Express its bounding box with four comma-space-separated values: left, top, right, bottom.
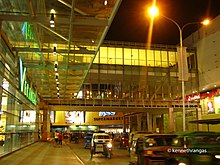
1, 3, 220, 156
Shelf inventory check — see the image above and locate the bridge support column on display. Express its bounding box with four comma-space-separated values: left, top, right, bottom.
146, 112, 153, 132
158, 114, 164, 133
41, 102, 50, 141
168, 108, 174, 133
142, 113, 147, 131
153, 115, 164, 133
137, 113, 142, 131
152, 115, 157, 133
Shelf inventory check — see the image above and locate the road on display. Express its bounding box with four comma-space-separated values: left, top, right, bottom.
68, 140, 130, 165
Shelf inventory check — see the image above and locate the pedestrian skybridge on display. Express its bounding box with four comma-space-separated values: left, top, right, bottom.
47, 98, 198, 114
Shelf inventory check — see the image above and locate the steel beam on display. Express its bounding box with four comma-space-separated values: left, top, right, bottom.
0, 14, 107, 26
13, 47, 95, 54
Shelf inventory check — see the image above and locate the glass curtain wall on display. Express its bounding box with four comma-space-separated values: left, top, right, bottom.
84, 41, 198, 101
0, 36, 39, 157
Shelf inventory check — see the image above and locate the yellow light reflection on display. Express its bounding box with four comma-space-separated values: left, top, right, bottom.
146, 0, 158, 49
202, 19, 210, 25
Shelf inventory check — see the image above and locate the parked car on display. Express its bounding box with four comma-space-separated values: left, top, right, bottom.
135, 134, 189, 165
129, 132, 153, 164
179, 131, 220, 165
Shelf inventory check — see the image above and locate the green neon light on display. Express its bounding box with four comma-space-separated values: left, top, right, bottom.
23, 81, 37, 105
21, 67, 26, 92
19, 58, 37, 105
22, 22, 35, 40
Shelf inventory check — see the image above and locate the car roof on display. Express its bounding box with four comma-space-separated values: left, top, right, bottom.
178, 131, 220, 136
131, 134, 151, 140
92, 133, 110, 136
139, 134, 178, 139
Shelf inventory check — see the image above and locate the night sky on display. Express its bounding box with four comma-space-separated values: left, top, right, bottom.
105, 0, 220, 45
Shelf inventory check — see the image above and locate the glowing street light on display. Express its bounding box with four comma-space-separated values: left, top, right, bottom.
148, 5, 159, 17
148, 5, 209, 132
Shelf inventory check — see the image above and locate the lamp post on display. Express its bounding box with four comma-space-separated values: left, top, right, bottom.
148, 6, 209, 132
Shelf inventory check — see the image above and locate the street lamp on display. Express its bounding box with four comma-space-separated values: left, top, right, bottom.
148, 5, 209, 132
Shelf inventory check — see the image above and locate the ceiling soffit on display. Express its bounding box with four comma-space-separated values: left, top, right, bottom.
0, 0, 122, 103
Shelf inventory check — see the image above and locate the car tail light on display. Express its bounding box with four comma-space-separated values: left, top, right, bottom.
144, 150, 153, 155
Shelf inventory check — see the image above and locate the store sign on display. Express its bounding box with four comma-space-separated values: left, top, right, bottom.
99, 112, 116, 117
94, 116, 123, 121
22, 22, 34, 40
65, 111, 84, 124
207, 101, 214, 113
19, 58, 37, 105
187, 95, 200, 101
20, 110, 36, 123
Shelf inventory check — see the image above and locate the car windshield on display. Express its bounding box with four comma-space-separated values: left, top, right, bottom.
95, 135, 110, 139
145, 137, 182, 147
188, 135, 220, 145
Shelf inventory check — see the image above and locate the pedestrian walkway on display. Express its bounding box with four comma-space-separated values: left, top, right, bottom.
0, 142, 84, 165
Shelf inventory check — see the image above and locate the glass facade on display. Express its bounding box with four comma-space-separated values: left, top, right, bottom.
0, 35, 39, 156
83, 41, 199, 101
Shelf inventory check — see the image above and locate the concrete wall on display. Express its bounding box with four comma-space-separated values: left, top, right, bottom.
184, 15, 220, 91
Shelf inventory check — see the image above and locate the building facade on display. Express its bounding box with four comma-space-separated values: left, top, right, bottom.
1, 14, 220, 156
184, 15, 220, 131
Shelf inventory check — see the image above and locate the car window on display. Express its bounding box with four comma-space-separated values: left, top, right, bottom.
145, 137, 182, 147
95, 135, 110, 139
188, 135, 220, 145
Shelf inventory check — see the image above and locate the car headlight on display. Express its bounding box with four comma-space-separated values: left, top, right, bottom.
178, 163, 187, 165
215, 155, 220, 159
107, 143, 112, 148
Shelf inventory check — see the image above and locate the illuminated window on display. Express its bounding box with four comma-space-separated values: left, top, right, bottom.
124, 48, 131, 65
161, 51, 168, 67
83, 54, 93, 64
108, 47, 115, 64
116, 48, 123, 65
139, 49, 146, 66
155, 50, 161, 67
131, 49, 139, 66
93, 51, 99, 63
168, 51, 177, 66
147, 50, 154, 66
100, 47, 108, 64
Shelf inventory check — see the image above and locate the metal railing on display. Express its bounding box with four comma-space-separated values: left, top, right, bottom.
48, 98, 198, 108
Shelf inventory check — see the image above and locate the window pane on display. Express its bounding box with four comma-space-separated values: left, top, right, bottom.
155, 50, 161, 67
116, 48, 123, 65
131, 49, 139, 66
100, 47, 107, 64
108, 47, 115, 64
147, 50, 154, 60
124, 48, 131, 65
139, 49, 146, 66
93, 51, 99, 63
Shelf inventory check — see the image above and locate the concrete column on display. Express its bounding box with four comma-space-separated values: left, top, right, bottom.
142, 113, 147, 131
137, 113, 142, 131
152, 115, 158, 133
41, 102, 50, 141
168, 108, 174, 133
158, 114, 164, 133
146, 112, 153, 132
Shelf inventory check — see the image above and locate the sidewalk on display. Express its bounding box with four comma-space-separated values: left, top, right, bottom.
0, 142, 84, 165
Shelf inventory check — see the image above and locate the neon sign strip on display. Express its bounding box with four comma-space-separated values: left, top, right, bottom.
19, 58, 37, 105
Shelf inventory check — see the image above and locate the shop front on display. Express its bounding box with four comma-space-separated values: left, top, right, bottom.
0, 37, 39, 157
